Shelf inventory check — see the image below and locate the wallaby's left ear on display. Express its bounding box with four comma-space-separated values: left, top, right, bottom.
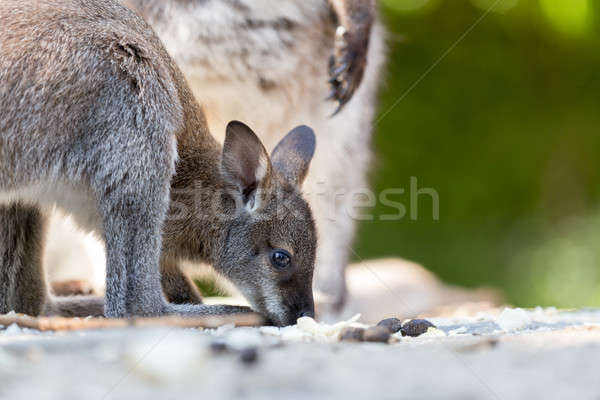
270, 125, 316, 186
222, 121, 272, 211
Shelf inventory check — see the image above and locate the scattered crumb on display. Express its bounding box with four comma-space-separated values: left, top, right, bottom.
420, 327, 446, 338
257, 314, 369, 342
3, 323, 23, 336
496, 308, 532, 332
448, 326, 468, 335
296, 314, 365, 337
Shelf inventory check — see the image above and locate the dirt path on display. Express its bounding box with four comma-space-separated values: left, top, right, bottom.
1, 308, 599, 400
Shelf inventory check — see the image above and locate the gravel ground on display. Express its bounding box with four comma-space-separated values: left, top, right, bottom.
1, 308, 600, 400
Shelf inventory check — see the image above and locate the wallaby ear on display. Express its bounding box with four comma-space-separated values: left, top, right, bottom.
270, 125, 316, 186
222, 121, 272, 211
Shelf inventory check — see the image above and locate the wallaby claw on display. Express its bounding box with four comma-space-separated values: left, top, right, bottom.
329, 62, 350, 81
330, 100, 345, 117
325, 87, 339, 101
329, 81, 352, 116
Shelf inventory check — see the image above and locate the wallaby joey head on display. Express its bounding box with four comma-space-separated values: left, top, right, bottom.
222, 122, 317, 325
166, 121, 317, 326
0, 0, 316, 326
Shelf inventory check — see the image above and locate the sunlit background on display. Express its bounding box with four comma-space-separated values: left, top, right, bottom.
355, 0, 600, 307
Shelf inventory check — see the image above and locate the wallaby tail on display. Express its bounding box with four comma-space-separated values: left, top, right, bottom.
43, 296, 105, 317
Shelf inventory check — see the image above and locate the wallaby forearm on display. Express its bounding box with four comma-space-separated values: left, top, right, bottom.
43, 295, 253, 318
326, 0, 377, 111
161, 259, 204, 305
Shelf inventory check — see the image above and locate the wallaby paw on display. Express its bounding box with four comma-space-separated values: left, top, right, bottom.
327, 25, 369, 115
50, 280, 95, 296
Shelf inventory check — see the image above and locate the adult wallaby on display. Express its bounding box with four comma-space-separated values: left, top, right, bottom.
0, 0, 317, 326
119, 0, 385, 315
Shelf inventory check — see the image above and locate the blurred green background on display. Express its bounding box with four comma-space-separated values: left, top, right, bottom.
354, 0, 600, 308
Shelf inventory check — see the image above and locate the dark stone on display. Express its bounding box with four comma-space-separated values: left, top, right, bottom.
376, 318, 403, 334
339, 327, 365, 342
210, 340, 228, 354
240, 347, 259, 365
362, 326, 391, 343
400, 319, 436, 337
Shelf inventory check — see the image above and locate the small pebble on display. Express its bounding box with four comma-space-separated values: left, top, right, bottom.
210, 340, 228, 354
239, 347, 258, 365
339, 327, 365, 342
401, 319, 436, 337
362, 326, 391, 343
377, 318, 403, 334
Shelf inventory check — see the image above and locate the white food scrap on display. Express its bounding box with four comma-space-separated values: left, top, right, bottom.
496, 308, 532, 332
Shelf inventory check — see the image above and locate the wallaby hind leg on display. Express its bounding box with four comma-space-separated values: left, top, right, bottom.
161, 259, 203, 305
98, 172, 172, 317
0, 203, 48, 315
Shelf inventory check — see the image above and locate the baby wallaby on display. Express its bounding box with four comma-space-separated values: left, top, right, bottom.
0, 0, 316, 326
118, 0, 385, 316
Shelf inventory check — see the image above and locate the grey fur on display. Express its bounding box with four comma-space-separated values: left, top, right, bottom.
0, 0, 316, 326
0, 204, 47, 316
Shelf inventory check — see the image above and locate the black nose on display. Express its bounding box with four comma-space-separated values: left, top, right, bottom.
298, 309, 315, 319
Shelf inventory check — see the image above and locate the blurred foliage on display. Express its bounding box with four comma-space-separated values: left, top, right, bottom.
195, 277, 226, 298
355, 0, 600, 307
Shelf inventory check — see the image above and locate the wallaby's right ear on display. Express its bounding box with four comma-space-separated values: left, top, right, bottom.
271, 125, 316, 187
222, 121, 272, 212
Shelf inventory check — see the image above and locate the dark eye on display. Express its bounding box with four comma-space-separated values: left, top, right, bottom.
270, 249, 291, 269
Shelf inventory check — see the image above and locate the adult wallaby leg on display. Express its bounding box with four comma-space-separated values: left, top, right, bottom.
0, 203, 47, 316
94, 143, 249, 317
98, 170, 172, 317
161, 259, 203, 305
